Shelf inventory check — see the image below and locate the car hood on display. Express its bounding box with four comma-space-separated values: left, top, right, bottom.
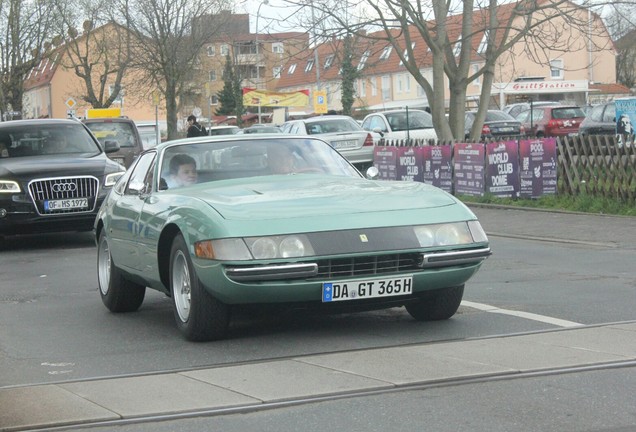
0, 154, 121, 180
184, 175, 458, 221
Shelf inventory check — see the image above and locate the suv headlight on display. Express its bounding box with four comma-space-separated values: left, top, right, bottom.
0, 180, 20, 193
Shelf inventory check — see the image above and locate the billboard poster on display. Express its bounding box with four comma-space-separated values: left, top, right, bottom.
453, 143, 485, 196
396, 146, 423, 182
519, 138, 558, 198
485, 140, 520, 198
421, 144, 453, 193
614, 98, 636, 147
373, 146, 398, 180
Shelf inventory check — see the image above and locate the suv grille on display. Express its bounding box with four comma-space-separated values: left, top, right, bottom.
315, 253, 421, 279
28, 176, 99, 215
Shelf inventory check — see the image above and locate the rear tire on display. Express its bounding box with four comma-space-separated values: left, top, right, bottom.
170, 234, 230, 341
97, 231, 146, 312
405, 285, 464, 321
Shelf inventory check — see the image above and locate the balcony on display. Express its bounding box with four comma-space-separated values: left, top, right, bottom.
236, 53, 265, 66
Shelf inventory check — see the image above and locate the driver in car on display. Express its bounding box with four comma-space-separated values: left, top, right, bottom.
267, 144, 296, 174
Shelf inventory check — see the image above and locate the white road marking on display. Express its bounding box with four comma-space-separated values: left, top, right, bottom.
462, 300, 584, 328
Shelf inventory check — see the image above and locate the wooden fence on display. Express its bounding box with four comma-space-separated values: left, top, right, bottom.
381, 135, 636, 204
557, 135, 635, 204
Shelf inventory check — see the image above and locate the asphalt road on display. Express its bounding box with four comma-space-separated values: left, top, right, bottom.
1, 205, 635, 431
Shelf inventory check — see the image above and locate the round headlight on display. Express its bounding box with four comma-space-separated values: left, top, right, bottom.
279, 236, 306, 257
250, 238, 278, 259
414, 226, 435, 247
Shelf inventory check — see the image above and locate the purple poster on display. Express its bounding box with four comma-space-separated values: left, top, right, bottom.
485, 140, 520, 198
396, 146, 423, 182
519, 138, 558, 198
453, 143, 485, 196
421, 145, 452, 193
373, 146, 398, 180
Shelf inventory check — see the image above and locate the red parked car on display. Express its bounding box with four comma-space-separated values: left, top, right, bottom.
515, 105, 586, 137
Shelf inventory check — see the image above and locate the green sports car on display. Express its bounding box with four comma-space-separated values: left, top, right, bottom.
95, 135, 491, 341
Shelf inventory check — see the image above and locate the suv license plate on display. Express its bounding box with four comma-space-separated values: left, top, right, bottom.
44, 198, 89, 211
322, 275, 413, 302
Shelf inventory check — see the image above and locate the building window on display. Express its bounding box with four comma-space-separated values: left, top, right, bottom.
382, 75, 390, 101
288, 63, 297, 74
471, 64, 480, 86
209, 70, 217, 81
305, 59, 314, 72
324, 54, 334, 69
206, 45, 216, 56
273, 66, 282, 79
210, 95, 219, 105
399, 43, 415, 65
550, 59, 564, 79
272, 42, 284, 54
359, 79, 366, 97
109, 85, 124, 104
379, 45, 392, 60
357, 50, 370, 70
453, 37, 462, 57
220, 44, 229, 56
477, 31, 488, 55
370, 77, 377, 96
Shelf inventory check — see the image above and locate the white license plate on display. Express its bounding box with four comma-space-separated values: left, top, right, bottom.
44, 198, 89, 211
332, 140, 358, 150
322, 275, 413, 302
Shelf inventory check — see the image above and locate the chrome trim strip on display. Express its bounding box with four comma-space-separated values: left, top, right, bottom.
420, 247, 492, 268
226, 263, 318, 281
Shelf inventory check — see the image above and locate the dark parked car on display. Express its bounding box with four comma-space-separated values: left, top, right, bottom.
0, 119, 126, 236
464, 110, 525, 140
578, 101, 616, 137
83, 117, 144, 168
515, 105, 586, 137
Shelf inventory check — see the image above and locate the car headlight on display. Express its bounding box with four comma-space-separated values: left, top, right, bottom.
0, 180, 20, 193
414, 221, 485, 247
194, 235, 315, 261
104, 172, 125, 187
246, 235, 315, 259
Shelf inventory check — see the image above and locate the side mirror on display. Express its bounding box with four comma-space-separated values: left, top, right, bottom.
366, 166, 379, 180
372, 127, 384, 137
128, 179, 146, 196
104, 140, 120, 153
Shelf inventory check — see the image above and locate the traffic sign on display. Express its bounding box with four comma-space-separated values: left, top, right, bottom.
65, 98, 77, 109
313, 90, 327, 114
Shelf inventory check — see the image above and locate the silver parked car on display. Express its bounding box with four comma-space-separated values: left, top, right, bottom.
361, 109, 438, 143
280, 115, 378, 169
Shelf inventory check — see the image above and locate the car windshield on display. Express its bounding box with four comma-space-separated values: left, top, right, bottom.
85, 121, 137, 148
551, 107, 586, 119
159, 137, 360, 189
384, 111, 433, 131
305, 118, 361, 134
0, 123, 101, 158
484, 111, 515, 121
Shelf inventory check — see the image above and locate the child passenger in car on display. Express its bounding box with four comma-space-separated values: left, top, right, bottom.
165, 154, 198, 188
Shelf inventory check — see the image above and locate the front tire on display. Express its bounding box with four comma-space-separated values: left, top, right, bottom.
405, 285, 464, 321
170, 234, 230, 341
97, 230, 146, 312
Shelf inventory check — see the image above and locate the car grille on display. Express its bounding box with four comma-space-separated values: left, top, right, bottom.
28, 176, 99, 215
315, 253, 421, 279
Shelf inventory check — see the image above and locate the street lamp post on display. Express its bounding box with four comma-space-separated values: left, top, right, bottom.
255, 0, 269, 124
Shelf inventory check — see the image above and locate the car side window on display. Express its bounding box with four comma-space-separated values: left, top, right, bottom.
369, 116, 386, 132
124, 152, 156, 195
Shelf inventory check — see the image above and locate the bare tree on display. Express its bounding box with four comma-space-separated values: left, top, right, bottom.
605, 3, 636, 89
52, 0, 133, 109
0, 0, 57, 119
285, 0, 615, 141
116, 0, 232, 140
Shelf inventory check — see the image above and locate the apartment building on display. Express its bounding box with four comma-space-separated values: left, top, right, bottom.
275, 2, 620, 117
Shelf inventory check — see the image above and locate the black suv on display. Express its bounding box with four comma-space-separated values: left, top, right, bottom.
0, 119, 125, 236
82, 117, 144, 168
